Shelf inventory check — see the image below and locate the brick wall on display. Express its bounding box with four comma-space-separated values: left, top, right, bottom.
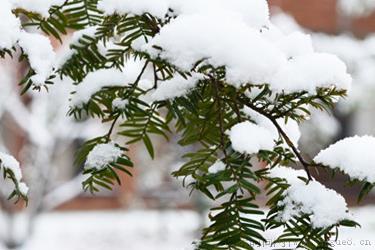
269, 0, 375, 37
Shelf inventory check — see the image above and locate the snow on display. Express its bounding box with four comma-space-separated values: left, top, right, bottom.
313, 34, 367, 68
338, 0, 375, 17
141, 12, 286, 88
227, 121, 275, 155
151, 73, 204, 101
98, 0, 170, 18
132, 1, 351, 94
0, 0, 21, 50
71, 69, 130, 107
7, 208, 373, 250
0, 152, 23, 182
270, 12, 302, 34
0, 1, 370, 245
71, 59, 155, 108
272, 12, 375, 108
269, 166, 351, 228
21, 210, 200, 250
268, 166, 307, 184
138, 79, 154, 90
314, 135, 375, 183
0, 152, 28, 195
0, 0, 351, 98
0, 2, 56, 85
208, 160, 226, 174
242, 107, 301, 147
55, 26, 98, 68
312, 33, 375, 106
70, 26, 98, 44
279, 181, 351, 229
11, 0, 66, 17
257, 206, 375, 249
112, 98, 128, 110
275, 32, 314, 59
170, 0, 270, 29
18, 182, 29, 195
85, 142, 123, 170
17, 32, 56, 85
228, 108, 301, 155
270, 53, 352, 94
98, 0, 270, 29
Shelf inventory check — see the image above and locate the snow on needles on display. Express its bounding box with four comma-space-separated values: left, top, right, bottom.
1, 0, 352, 96
18, 32, 55, 85
141, 12, 286, 88
0, 152, 22, 182
85, 142, 123, 170
98, 0, 270, 29
0, 0, 56, 85
0, 152, 28, 195
279, 180, 351, 229
126, 0, 352, 94
314, 135, 375, 183
227, 108, 301, 156
269, 166, 351, 229
268, 166, 307, 184
227, 121, 275, 155
112, 98, 128, 111
98, 0, 170, 18
242, 107, 301, 147
270, 53, 352, 94
71, 69, 131, 108
55, 26, 98, 69
208, 160, 226, 174
151, 73, 204, 101
71, 60, 154, 107
0, 1, 21, 50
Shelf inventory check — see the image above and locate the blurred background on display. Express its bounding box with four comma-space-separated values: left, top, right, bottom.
1, 0, 375, 249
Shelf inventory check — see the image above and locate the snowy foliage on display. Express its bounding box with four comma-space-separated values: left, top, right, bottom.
0, 152, 28, 199
85, 142, 123, 170
208, 160, 226, 174
0, 152, 22, 182
151, 73, 204, 101
71, 69, 131, 108
17, 32, 56, 86
273, 12, 375, 109
270, 167, 351, 229
0, 0, 373, 249
112, 98, 128, 111
227, 121, 275, 154
0, 1, 56, 86
315, 136, 375, 183
278, 180, 351, 229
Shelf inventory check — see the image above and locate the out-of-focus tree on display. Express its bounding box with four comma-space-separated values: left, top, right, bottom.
0, 61, 104, 248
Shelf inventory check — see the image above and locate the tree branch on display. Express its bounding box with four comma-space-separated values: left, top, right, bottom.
212, 78, 228, 158
107, 61, 150, 140
239, 95, 313, 181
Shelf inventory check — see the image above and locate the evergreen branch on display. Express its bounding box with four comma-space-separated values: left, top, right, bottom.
239, 95, 313, 181
106, 115, 120, 140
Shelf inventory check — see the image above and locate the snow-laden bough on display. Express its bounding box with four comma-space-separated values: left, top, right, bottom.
269, 166, 352, 229
85, 142, 123, 170
314, 135, 375, 183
